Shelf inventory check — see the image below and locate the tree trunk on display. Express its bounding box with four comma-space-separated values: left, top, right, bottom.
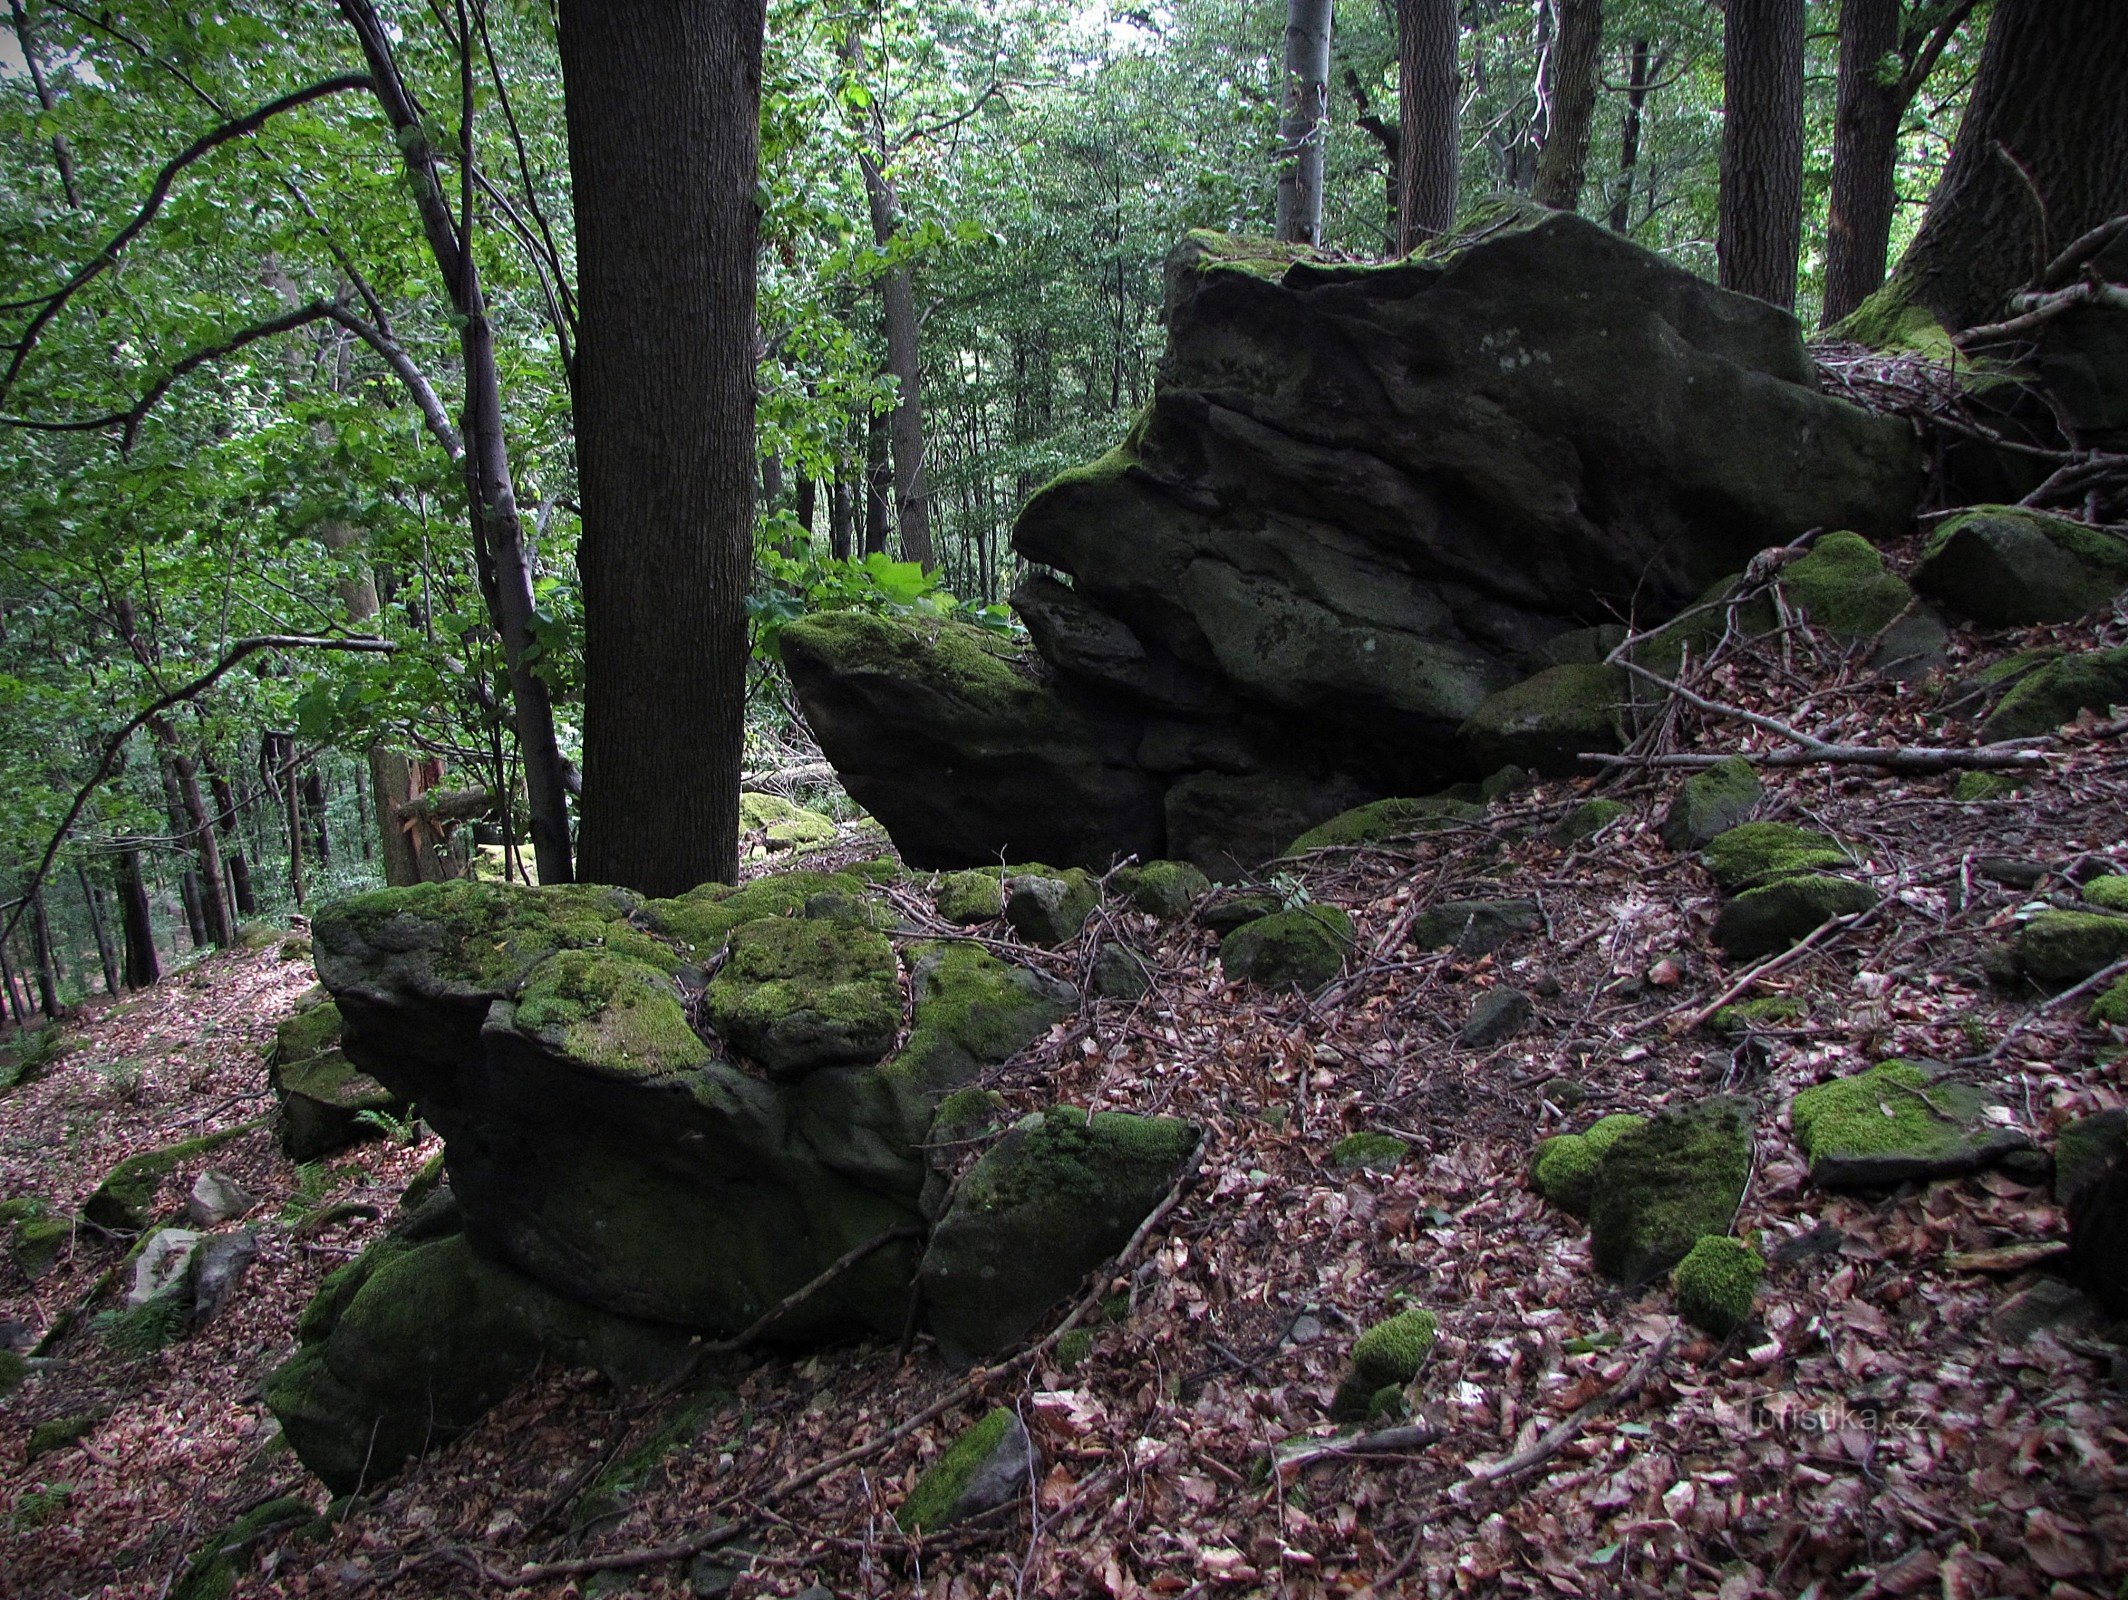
205, 761, 259, 916
829, 462, 853, 560
1275, 0, 1335, 245
28, 892, 60, 1017
856, 153, 937, 571
1608, 38, 1654, 233
154, 751, 210, 949
7, 0, 81, 208
1890, 0, 2128, 333
1396, 0, 1460, 250
302, 768, 332, 865
794, 473, 816, 545
78, 863, 120, 997
0, 938, 26, 1023
1718, 0, 1806, 309
863, 412, 893, 556
1823, 0, 1903, 325
561, 0, 767, 897
1533, 0, 1602, 212
116, 846, 159, 989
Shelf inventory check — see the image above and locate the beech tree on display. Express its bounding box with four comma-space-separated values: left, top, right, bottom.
1275, 0, 1336, 244
1395, 0, 1460, 249
1717, 0, 1805, 309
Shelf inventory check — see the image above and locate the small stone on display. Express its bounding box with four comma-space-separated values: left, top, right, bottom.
1003, 870, 1098, 947
1089, 943, 1152, 1003
1790, 1061, 2030, 1189
2014, 910, 2128, 986
1554, 797, 1627, 844
1660, 757, 1762, 852
25, 1413, 99, 1465
1459, 987, 1531, 1047
129, 1228, 202, 1309
1671, 1235, 1763, 1338
934, 870, 1004, 924
1587, 1098, 1754, 1285
686, 1547, 754, 1599
1200, 889, 1285, 937
1538, 1076, 1587, 1109
187, 1171, 256, 1228
1699, 822, 1851, 891
1330, 1306, 1437, 1422
191, 1228, 259, 1326
1993, 1279, 2103, 1344
895, 1407, 1034, 1532
2058, 1111, 2128, 1209
1111, 860, 1211, 918
1713, 876, 1878, 962
1412, 899, 1541, 957
1975, 856, 2049, 890
1914, 505, 2128, 626
1220, 906, 1354, 989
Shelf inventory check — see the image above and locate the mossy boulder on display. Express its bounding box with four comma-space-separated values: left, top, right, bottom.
1556, 797, 1628, 843
1532, 1114, 1646, 1216
1672, 1236, 1763, 1338
1111, 859, 1211, 918
919, 1108, 1196, 1355
1331, 1132, 1409, 1170
933, 869, 1004, 924
1713, 876, 1878, 961
705, 917, 899, 1079
2013, 910, 2128, 986
641, 870, 869, 959
1287, 794, 1486, 855
2082, 875, 2128, 913
1458, 665, 1628, 776
1699, 822, 1851, 890
1914, 506, 2128, 626
82, 1118, 271, 1232
1982, 646, 2128, 741
1199, 888, 1286, 937
1789, 1061, 2030, 1188
1089, 942, 1152, 1002
1411, 898, 1542, 956
1587, 1098, 1753, 1285
2057, 1110, 2128, 1210
2092, 974, 2128, 1026
1954, 771, 2027, 803
1219, 905, 1353, 989
1661, 758, 1762, 852
269, 990, 411, 1162
739, 791, 837, 855
1003, 868, 1099, 946
514, 949, 710, 1077
169, 1496, 323, 1600
314, 878, 655, 1000
1771, 531, 1915, 639
264, 1232, 693, 1494
12, 1212, 70, 1278
896, 1407, 1032, 1533
1329, 1306, 1437, 1423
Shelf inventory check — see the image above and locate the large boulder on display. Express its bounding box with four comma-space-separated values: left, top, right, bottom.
785, 209, 1919, 874
1914, 506, 2128, 626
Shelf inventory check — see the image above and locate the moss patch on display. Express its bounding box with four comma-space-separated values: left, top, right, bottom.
1331, 1132, 1410, 1170
1458, 664, 1628, 775
739, 792, 837, 854
1829, 272, 1956, 360
1220, 905, 1353, 989
1713, 875, 1878, 961
317, 879, 653, 994
642, 869, 868, 959
1700, 823, 1851, 891
1709, 996, 1807, 1036
272, 992, 343, 1067
1287, 795, 1486, 855
897, 1406, 1020, 1533
1587, 1098, 1753, 1285
1982, 646, 2128, 741
934, 870, 1004, 924
83, 1118, 272, 1232
1775, 532, 1914, 639
513, 951, 708, 1076
2015, 911, 2128, 987
1661, 758, 1762, 852
169, 1496, 320, 1600
2091, 974, 2128, 1026
2082, 876, 2128, 913
1111, 860, 1212, 919
1331, 1306, 1437, 1423
1672, 1236, 1763, 1338
704, 917, 900, 1078
1532, 1114, 1646, 1216
1788, 1061, 2020, 1187
1954, 771, 2027, 803
1556, 797, 1628, 843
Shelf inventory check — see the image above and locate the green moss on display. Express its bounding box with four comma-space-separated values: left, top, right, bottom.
1709, 996, 1807, 1036
897, 1406, 1019, 1533
1111, 859, 1212, 919
847, 856, 904, 884
739, 792, 838, 855
1790, 1061, 1988, 1161
1556, 797, 1628, 843
1776, 532, 1914, 639
1672, 1237, 1763, 1338
82, 1117, 272, 1232
934, 870, 1005, 924
399, 1149, 448, 1212
1983, 646, 2128, 741
1661, 758, 1762, 851
2083, 876, 2128, 913
965, 1108, 1196, 1216
2054, 1111, 2126, 1207
1003, 868, 1099, 946
1830, 273, 1956, 360
1458, 664, 1628, 775
514, 950, 708, 1075
1587, 1098, 1753, 1285
643, 869, 868, 957
1532, 1114, 1646, 1216
298, 1234, 415, 1346
1220, 905, 1353, 989
1055, 1328, 1096, 1372
1715, 875, 1878, 961
1287, 794, 1486, 856
1954, 771, 2027, 803
24, 1414, 98, 1464
1700, 822, 1851, 890
13, 1214, 70, 1276
704, 916, 900, 1077
778, 611, 1040, 719
2015, 911, 2128, 986
1331, 1306, 1437, 1423
1331, 1132, 1410, 1170
0, 1348, 24, 1398
2091, 974, 2128, 1026
272, 993, 343, 1066
170, 1496, 319, 1600
931, 1089, 1005, 1141
880, 943, 1076, 1111
319, 880, 652, 993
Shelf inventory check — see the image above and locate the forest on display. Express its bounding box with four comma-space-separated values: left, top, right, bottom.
1, 1, 2126, 1597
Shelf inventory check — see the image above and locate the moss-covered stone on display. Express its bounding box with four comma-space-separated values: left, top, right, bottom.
1915, 506, 2128, 626
1110, 859, 1211, 919
1220, 905, 1353, 989
1789, 1061, 2028, 1188
169, 1496, 321, 1600
642, 870, 869, 959
24, 1413, 99, 1465
513, 950, 709, 1076
920, 1108, 1196, 1354
82, 1118, 272, 1232
1003, 869, 1099, 946
2056, 1111, 2128, 1210
1411, 899, 1542, 955
1699, 822, 1852, 890
11, 1213, 69, 1278
1709, 996, 1807, 1036
1713, 875, 1879, 961
884, 943, 1077, 1104
1774, 532, 1914, 639
1661, 758, 1762, 852
1088, 942, 1151, 1002
1199, 888, 1286, 938
1672, 1236, 1763, 1338
2092, 974, 2128, 1026
273, 991, 344, 1067
1055, 1327, 1096, 1372
1587, 1098, 1753, 1285
1982, 646, 2128, 742
1954, 771, 2027, 803
1532, 1114, 1646, 1216
2083, 876, 2128, 913
1286, 795, 1486, 855
1330, 1306, 1437, 1423
896, 1406, 1029, 1533
315, 879, 653, 996
270, 991, 409, 1162
2014, 911, 2128, 986
739, 792, 837, 854
704, 917, 899, 1079
934, 869, 1004, 924
1331, 1131, 1409, 1170
930, 1088, 1005, 1144
1555, 796, 1628, 843
1458, 664, 1628, 775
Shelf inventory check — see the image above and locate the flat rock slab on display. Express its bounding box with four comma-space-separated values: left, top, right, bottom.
1790, 1062, 2031, 1190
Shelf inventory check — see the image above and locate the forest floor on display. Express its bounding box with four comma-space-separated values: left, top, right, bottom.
2, 582, 2126, 1600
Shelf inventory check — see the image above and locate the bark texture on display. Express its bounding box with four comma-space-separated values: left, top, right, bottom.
1893, 0, 2128, 332
1718, 0, 1806, 310
562, 0, 766, 896
1823, 0, 1903, 325
116, 846, 159, 989
1276, 0, 1335, 244
1533, 0, 1603, 213
1396, 0, 1460, 249
856, 151, 937, 570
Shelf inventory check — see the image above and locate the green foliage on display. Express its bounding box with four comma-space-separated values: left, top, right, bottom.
93, 1293, 191, 1358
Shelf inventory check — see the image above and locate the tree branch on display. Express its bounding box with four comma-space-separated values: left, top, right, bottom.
0, 74, 374, 405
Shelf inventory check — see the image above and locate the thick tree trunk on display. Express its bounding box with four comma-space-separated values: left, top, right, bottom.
1608, 38, 1653, 234
1533, 0, 1603, 212
794, 473, 816, 545
1276, 0, 1335, 245
1396, 0, 1460, 249
28, 892, 60, 1017
302, 768, 331, 865
562, 0, 767, 897
116, 846, 159, 989
1718, 0, 1806, 309
1823, 0, 1903, 325
1891, 0, 2128, 333
78, 864, 120, 997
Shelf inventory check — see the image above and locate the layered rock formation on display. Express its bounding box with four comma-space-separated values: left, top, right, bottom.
785, 205, 1921, 875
